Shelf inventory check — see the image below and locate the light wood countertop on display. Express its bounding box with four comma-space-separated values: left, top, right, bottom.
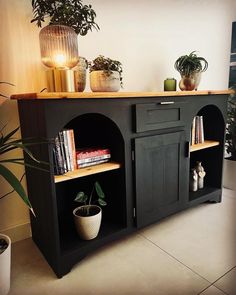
11, 90, 232, 100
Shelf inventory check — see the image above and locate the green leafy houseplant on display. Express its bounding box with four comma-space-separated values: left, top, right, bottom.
89, 55, 123, 87
31, 0, 99, 35
226, 88, 236, 160
0, 84, 48, 216
174, 51, 208, 77
74, 181, 107, 216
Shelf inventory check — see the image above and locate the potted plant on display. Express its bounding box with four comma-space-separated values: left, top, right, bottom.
224, 87, 236, 190
73, 181, 107, 240
174, 51, 208, 91
0, 83, 48, 295
89, 55, 123, 92
31, 0, 99, 36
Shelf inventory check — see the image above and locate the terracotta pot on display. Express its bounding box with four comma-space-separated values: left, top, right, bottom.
90, 70, 120, 92
179, 72, 202, 91
179, 75, 195, 91
0, 234, 11, 295
73, 205, 102, 240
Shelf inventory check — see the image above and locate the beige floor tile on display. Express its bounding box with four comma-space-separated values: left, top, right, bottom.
214, 267, 236, 295
9, 234, 209, 295
140, 191, 236, 282
222, 188, 236, 200
199, 285, 226, 295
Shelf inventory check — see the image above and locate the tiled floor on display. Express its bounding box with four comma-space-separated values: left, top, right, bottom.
9, 189, 236, 295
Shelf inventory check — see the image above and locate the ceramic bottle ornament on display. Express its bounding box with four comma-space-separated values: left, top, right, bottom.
189, 168, 198, 192
195, 161, 206, 189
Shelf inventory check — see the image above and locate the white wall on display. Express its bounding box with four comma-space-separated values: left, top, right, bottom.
80, 0, 236, 91
0, 0, 235, 241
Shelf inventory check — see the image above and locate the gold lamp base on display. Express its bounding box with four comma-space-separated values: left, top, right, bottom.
46, 69, 75, 92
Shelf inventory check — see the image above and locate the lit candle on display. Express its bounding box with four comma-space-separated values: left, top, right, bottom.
54, 53, 66, 68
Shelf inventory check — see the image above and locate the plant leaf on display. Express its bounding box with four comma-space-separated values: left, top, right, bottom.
95, 181, 105, 199
74, 191, 88, 203
0, 163, 35, 216
98, 198, 107, 206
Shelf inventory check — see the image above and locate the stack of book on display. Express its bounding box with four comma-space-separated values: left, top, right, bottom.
76, 148, 111, 168
53, 129, 76, 175
191, 116, 205, 145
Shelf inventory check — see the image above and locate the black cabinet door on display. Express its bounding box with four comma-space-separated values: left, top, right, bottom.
135, 131, 188, 228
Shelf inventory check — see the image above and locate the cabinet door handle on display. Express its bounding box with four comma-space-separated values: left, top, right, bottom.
158, 101, 175, 105
186, 141, 190, 158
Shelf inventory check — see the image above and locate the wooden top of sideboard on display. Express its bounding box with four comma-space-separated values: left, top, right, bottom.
11, 90, 233, 100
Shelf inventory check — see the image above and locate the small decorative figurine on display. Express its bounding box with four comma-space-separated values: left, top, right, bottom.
195, 161, 206, 189
189, 168, 198, 192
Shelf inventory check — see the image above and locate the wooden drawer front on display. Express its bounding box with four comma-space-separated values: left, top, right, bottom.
135, 102, 185, 132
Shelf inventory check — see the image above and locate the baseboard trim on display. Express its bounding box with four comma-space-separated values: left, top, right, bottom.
1, 222, 31, 243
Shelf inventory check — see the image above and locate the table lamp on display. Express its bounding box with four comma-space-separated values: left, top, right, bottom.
39, 25, 79, 92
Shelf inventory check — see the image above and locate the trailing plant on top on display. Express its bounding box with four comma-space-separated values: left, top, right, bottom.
31, 0, 100, 35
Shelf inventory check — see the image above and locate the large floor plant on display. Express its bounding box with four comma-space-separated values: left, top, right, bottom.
223, 86, 236, 190
0, 83, 48, 214
226, 87, 236, 160
0, 83, 48, 295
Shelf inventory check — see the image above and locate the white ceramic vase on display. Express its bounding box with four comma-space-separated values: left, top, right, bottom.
0, 234, 11, 295
73, 205, 102, 240
90, 70, 120, 92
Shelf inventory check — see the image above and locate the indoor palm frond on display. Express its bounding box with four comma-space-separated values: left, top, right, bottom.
0, 126, 49, 216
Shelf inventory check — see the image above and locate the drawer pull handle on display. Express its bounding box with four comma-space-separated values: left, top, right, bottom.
159, 101, 175, 105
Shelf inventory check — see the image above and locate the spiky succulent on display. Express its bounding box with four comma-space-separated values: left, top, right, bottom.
174, 51, 208, 77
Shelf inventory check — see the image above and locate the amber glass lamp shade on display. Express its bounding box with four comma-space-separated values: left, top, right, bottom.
39, 25, 79, 69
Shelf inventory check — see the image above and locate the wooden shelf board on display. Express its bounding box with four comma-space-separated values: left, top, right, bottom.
190, 140, 220, 152
54, 162, 121, 183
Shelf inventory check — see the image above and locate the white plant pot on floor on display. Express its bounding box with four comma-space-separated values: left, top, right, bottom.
223, 158, 236, 190
73, 205, 102, 240
0, 234, 11, 295
90, 70, 120, 92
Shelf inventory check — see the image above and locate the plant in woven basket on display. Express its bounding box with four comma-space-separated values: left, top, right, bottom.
31, 0, 99, 35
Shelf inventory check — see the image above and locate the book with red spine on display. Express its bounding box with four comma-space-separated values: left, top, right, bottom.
77, 153, 111, 165
76, 148, 111, 160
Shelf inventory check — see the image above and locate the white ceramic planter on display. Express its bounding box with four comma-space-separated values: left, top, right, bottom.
73, 205, 102, 240
223, 158, 236, 190
90, 70, 120, 92
0, 234, 11, 295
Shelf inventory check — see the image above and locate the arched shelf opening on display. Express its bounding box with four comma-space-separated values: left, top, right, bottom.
54, 113, 127, 254
189, 105, 225, 202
